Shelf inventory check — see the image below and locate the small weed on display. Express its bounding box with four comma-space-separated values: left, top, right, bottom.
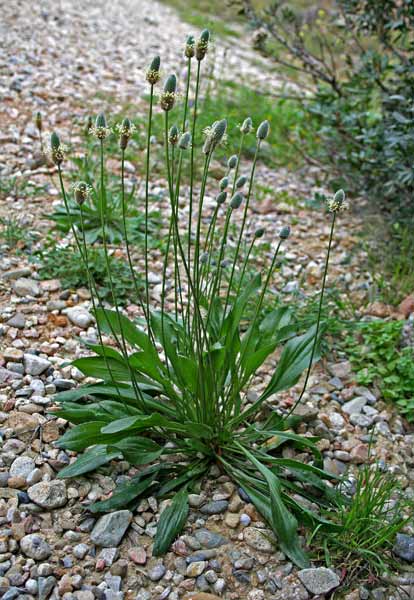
34, 244, 141, 305
365, 220, 414, 306
49, 152, 162, 245
159, 0, 240, 37
0, 175, 48, 200
344, 320, 414, 420
0, 217, 37, 249
313, 463, 413, 586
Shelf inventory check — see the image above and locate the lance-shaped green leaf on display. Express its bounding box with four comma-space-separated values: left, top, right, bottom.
57, 445, 121, 478
56, 421, 125, 451
237, 444, 309, 568
153, 488, 189, 556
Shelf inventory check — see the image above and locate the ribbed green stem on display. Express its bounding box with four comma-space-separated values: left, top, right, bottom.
222, 143, 260, 322
286, 213, 336, 417
98, 140, 146, 409
144, 85, 155, 336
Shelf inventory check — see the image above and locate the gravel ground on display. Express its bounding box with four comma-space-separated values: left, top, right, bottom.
1, 2, 414, 600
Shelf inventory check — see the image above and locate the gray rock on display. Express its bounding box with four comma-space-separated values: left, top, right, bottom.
2, 267, 32, 280
20, 534, 51, 560
10, 456, 35, 479
194, 528, 228, 549
73, 543, 89, 559
53, 378, 75, 390
186, 560, 206, 577
28, 480, 67, 509
66, 307, 94, 328
342, 396, 367, 415
12, 278, 41, 297
349, 413, 373, 428
328, 361, 352, 379
148, 563, 166, 581
38, 575, 56, 600
6, 313, 26, 328
23, 353, 51, 376
298, 567, 340, 595
243, 527, 274, 553
91, 510, 132, 547
394, 533, 414, 562
0, 366, 23, 383
200, 500, 228, 515
97, 547, 119, 566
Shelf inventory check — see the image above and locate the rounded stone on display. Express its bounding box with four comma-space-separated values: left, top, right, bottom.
28, 480, 67, 509
9, 456, 35, 480
20, 534, 51, 560
298, 567, 340, 595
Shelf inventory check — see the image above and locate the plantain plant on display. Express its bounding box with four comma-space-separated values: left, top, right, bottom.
49, 30, 349, 567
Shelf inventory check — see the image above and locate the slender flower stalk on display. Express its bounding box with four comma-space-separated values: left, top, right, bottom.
144, 57, 161, 336
286, 193, 345, 417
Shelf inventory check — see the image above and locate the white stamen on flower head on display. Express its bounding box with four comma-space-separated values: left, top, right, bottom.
328, 189, 348, 213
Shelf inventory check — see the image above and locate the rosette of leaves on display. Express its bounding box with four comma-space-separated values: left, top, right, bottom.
51, 34, 346, 568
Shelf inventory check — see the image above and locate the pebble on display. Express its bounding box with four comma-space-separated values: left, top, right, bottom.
73, 543, 90, 559
186, 561, 207, 577
28, 480, 67, 508
23, 353, 51, 376
148, 563, 166, 581
199, 500, 228, 515
91, 510, 132, 547
298, 567, 340, 595
243, 528, 273, 553
393, 534, 414, 562
66, 307, 94, 328
342, 396, 367, 415
12, 277, 41, 297
128, 547, 147, 565
194, 529, 228, 549
20, 534, 51, 560
9, 455, 35, 479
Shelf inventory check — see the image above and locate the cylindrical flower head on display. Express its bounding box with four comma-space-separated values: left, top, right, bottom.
74, 182, 91, 205
227, 155, 238, 170
92, 113, 111, 139
50, 132, 65, 165
254, 227, 265, 238
196, 29, 210, 61
146, 55, 161, 85
236, 175, 247, 189
160, 74, 177, 111
35, 112, 42, 132
51, 132, 60, 150
203, 119, 227, 154
279, 225, 291, 239
240, 117, 253, 134
178, 132, 191, 150
230, 192, 243, 209
118, 117, 133, 150
219, 176, 229, 191
169, 125, 179, 145
216, 191, 227, 205
164, 74, 177, 94
257, 120, 270, 140
328, 189, 348, 212
185, 35, 195, 58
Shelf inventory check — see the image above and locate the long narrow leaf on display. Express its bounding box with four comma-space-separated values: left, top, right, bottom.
153, 489, 189, 556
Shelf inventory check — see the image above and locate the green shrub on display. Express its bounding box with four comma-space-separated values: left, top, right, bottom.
313, 462, 414, 580
242, 0, 414, 212
344, 320, 414, 419
34, 244, 141, 306
50, 32, 349, 566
